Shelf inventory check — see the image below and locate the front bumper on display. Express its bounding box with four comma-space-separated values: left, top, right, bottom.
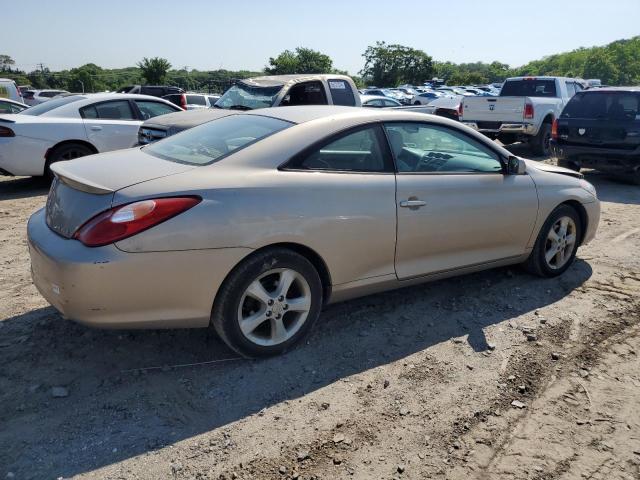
28, 208, 252, 329
551, 140, 640, 173
582, 199, 600, 245
462, 121, 537, 135
0, 136, 49, 176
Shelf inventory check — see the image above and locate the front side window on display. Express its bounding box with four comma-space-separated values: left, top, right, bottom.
384, 122, 503, 174
383, 99, 400, 107
145, 114, 292, 166
81, 100, 135, 120
134, 100, 178, 120
289, 126, 390, 172
281, 81, 328, 106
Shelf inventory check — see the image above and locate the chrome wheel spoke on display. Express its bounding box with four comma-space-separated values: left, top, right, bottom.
547, 229, 560, 242
275, 270, 296, 298
545, 247, 558, 264
557, 248, 566, 266
286, 295, 311, 312
245, 279, 271, 306
270, 317, 288, 343
566, 233, 576, 246
559, 218, 569, 237
240, 311, 269, 336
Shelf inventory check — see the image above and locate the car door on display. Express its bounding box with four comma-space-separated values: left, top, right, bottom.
81, 100, 142, 151
385, 121, 538, 279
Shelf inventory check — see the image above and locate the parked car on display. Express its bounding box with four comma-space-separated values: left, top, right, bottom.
0, 78, 23, 103
116, 85, 185, 98
22, 89, 70, 106
28, 106, 599, 357
361, 95, 402, 108
461, 76, 583, 155
551, 87, 640, 184
0, 93, 181, 178
363, 88, 404, 102
0, 98, 29, 114
412, 95, 464, 121
216, 74, 361, 110
412, 91, 443, 105
162, 93, 220, 110
138, 74, 362, 145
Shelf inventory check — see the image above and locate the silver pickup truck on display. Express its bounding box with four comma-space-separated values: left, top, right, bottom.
460, 76, 584, 156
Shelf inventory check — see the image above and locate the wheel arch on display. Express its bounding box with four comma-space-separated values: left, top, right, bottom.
45, 139, 98, 162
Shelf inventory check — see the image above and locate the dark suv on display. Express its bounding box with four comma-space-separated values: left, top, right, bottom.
551, 87, 640, 184
116, 85, 184, 98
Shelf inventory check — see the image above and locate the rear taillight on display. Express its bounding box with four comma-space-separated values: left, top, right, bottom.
0, 126, 15, 137
180, 94, 187, 110
524, 102, 534, 119
73, 197, 201, 247
551, 118, 558, 140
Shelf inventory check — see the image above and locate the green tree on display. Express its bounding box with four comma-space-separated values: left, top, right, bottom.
582, 49, 618, 84
0, 54, 15, 71
266, 47, 333, 74
360, 42, 433, 86
137, 57, 172, 84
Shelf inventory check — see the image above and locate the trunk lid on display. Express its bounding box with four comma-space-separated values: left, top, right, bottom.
462, 97, 525, 124
46, 148, 195, 238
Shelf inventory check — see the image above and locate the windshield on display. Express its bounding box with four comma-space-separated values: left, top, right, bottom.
501, 79, 557, 97
144, 114, 292, 166
20, 95, 86, 116
561, 91, 639, 120
214, 82, 283, 110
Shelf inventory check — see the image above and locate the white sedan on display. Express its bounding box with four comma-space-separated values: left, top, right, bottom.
0, 93, 182, 178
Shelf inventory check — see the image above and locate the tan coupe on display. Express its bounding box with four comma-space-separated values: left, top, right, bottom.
28, 106, 600, 356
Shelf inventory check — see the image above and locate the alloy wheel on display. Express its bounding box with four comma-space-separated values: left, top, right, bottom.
544, 216, 577, 269
237, 268, 312, 347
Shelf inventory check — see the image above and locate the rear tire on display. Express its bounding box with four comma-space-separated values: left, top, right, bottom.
45, 143, 95, 180
211, 248, 323, 358
530, 123, 552, 157
524, 204, 582, 277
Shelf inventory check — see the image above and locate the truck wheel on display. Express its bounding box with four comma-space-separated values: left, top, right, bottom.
530, 123, 552, 157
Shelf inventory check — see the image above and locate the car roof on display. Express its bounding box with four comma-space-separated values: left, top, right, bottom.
581, 86, 640, 93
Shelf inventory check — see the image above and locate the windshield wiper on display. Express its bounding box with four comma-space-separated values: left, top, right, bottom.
227, 105, 253, 111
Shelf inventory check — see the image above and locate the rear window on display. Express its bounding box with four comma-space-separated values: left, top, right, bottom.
561, 91, 640, 120
186, 95, 206, 105
20, 95, 86, 115
328, 79, 356, 106
501, 79, 557, 97
145, 114, 293, 165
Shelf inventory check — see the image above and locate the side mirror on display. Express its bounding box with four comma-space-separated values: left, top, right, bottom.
507, 156, 526, 175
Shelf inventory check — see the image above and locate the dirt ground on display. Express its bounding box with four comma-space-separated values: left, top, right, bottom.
1, 148, 639, 480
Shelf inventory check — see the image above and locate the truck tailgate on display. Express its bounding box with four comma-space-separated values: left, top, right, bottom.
462, 97, 525, 124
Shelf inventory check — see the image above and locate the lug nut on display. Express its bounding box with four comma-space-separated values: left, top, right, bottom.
283, 304, 289, 310
275, 314, 281, 319
267, 299, 274, 306
266, 311, 272, 317
278, 295, 284, 301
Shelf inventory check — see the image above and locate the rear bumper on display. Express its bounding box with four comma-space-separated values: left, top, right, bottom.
27, 208, 252, 329
462, 121, 537, 135
551, 140, 640, 172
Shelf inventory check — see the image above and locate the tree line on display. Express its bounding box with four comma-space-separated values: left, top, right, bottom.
1, 36, 638, 93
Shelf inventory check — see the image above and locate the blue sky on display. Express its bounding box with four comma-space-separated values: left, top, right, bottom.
3, 0, 639, 74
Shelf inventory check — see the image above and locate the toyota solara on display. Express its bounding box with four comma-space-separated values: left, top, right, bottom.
28, 106, 600, 357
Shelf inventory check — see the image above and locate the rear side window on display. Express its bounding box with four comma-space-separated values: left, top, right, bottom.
289, 126, 391, 172
561, 92, 640, 120
145, 114, 292, 166
162, 94, 181, 106
20, 95, 86, 115
501, 79, 557, 97
134, 100, 178, 120
186, 95, 206, 105
80, 100, 135, 120
329, 79, 356, 106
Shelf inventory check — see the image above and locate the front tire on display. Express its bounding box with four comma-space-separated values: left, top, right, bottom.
211, 248, 323, 358
524, 205, 582, 277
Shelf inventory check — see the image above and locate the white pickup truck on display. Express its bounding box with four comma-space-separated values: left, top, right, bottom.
460, 76, 584, 156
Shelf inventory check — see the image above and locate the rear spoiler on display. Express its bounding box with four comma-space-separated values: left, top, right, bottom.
52, 163, 114, 195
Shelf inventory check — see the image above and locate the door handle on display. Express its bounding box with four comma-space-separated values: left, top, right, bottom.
400, 199, 427, 208
90, 126, 103, 131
